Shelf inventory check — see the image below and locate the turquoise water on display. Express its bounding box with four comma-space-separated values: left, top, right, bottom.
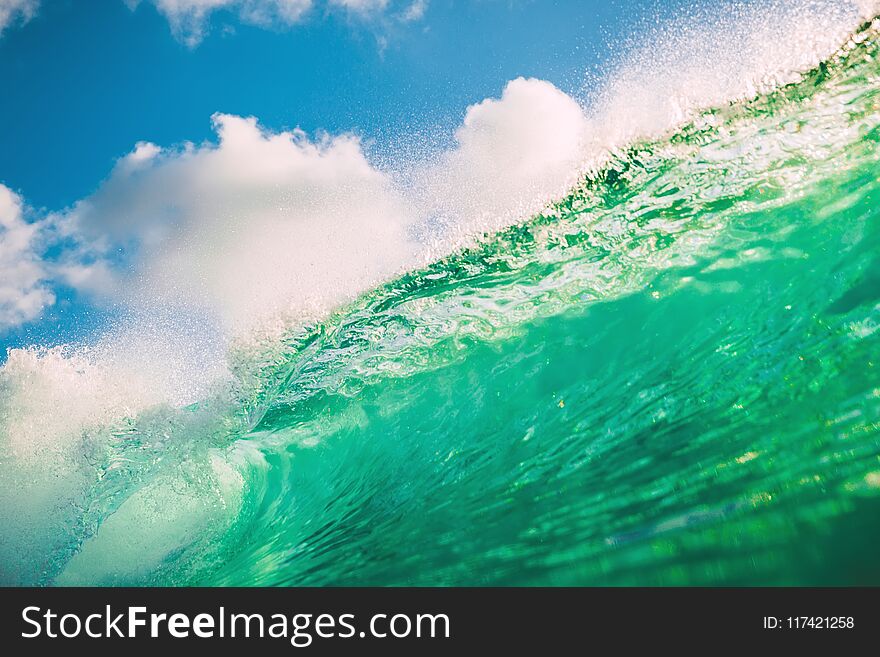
2, 16, 880, 587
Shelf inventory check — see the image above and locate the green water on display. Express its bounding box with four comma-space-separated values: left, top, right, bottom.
197, 21, 880, 586
8, 20, 880, 587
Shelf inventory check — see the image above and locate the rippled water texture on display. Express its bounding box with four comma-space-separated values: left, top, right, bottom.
4, 18, 880, 587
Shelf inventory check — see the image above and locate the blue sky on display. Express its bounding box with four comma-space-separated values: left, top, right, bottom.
0, 1, 702, 210
0, 0, 732, 354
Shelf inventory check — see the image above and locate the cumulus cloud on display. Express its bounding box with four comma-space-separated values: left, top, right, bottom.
41, 78, 588, 335
0, 185, 53, 330
0, 0, 38, 37
10, 0, 876, 336
0, 76, 591, 337
421, 77, 589, 240
0, 75, 593, 587
61, 114, 420, 332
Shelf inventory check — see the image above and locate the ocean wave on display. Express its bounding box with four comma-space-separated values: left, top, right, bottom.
2, 1, 880, 585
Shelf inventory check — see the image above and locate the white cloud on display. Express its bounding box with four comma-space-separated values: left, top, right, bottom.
0, 0, 38, 36
328, 0, 388, 14
0, 0, 426, 45
130, 0, 314, 46
0, 185, 53, 330
10, 0, 875, 336
0, 73, 592, 589
0, 83, 589, 584
420, 77, 589, 241
400, 0, 426, 22
131, 0, 419, 45
62, 114, 420, 332
46, 78, 589, 335
0, 77, 592, 335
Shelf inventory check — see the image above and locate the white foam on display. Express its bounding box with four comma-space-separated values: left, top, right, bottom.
583, 0, 873, 161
